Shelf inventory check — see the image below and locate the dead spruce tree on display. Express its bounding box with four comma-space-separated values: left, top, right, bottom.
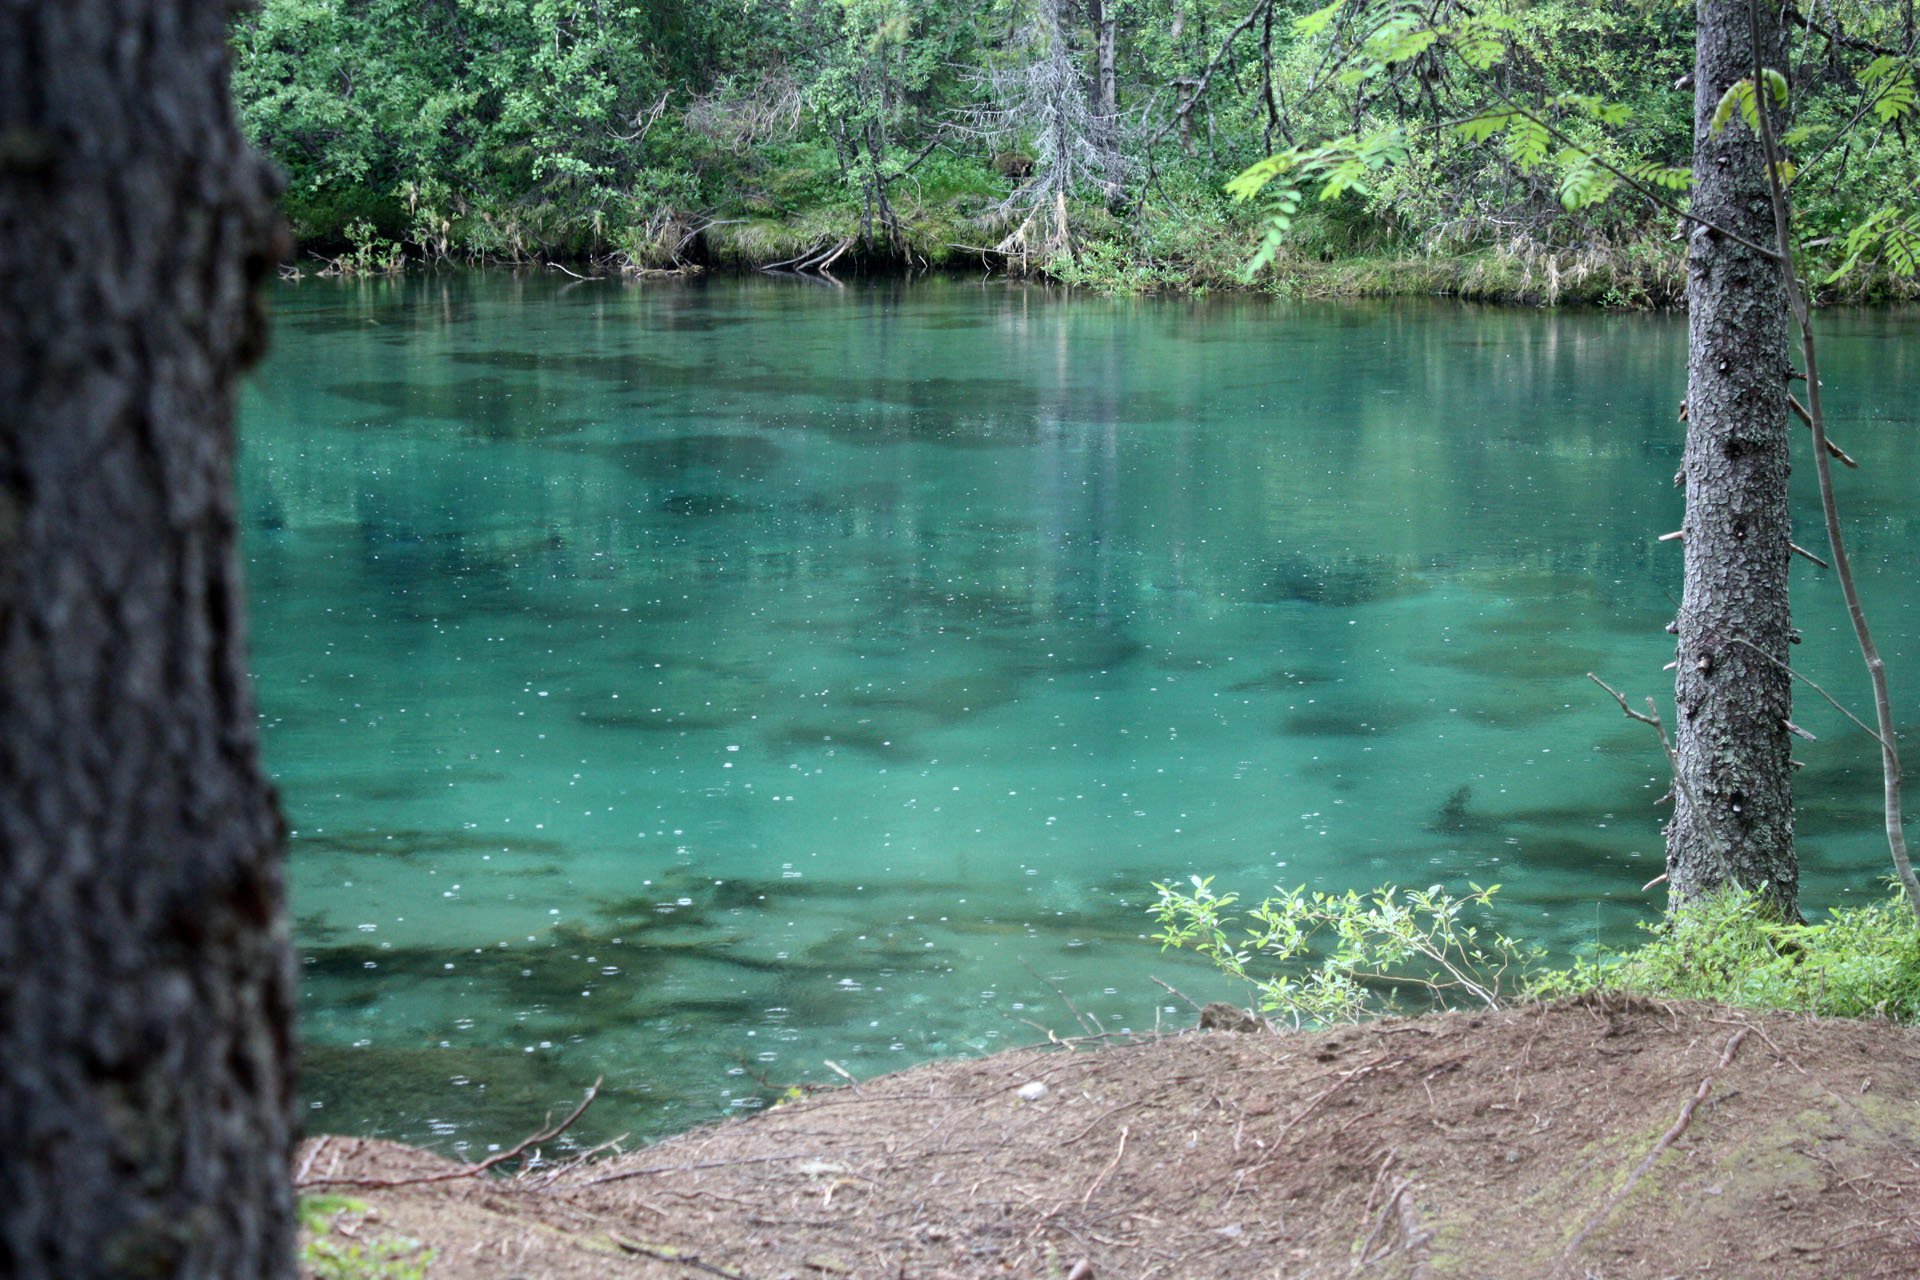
972, 0, 1117, 267
0, 1, 298, 1276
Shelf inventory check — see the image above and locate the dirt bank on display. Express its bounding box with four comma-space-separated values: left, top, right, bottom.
297, 995, 1920, 1278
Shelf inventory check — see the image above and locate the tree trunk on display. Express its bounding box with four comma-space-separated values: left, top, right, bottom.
1669, 0, 1796, 915
0, 3, 297, 1277
1090, 0, 1120, 193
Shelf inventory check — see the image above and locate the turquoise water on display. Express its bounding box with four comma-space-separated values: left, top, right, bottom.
240, 275, 1919, 1151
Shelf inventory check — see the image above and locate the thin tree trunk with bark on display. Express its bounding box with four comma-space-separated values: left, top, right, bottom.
1669, 0, 1797, 915
0, 2, 297, 1277
1090, 0, 1121, 193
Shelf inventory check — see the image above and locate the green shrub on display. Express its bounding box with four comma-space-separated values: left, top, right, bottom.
1157, 874, 1920, 1029
1535, 886, 1920, 1021
1151, 877, 1542, 1026
298, 1195, 434, 1280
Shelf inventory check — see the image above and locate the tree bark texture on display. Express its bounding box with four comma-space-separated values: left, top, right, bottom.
0, 3, 296, 1277
1670, 0, 1796, 915
1090, 0, 1120, 191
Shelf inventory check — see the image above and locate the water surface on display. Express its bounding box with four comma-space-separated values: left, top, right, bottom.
241, 274, 1920, 1149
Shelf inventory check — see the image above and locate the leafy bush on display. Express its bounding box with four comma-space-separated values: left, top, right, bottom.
1157, 875, 1920, 1029
1536, 887, 1920, 1021
298, 1195, 434, 1280
302, 1237, 433, 1280
1151, 877, 1541, 1026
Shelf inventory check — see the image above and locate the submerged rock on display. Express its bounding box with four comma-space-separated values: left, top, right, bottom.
1253, 551, 1421, 607
657, 491, 764, 517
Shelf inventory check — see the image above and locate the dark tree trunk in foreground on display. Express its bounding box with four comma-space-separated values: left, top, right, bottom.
1669, 0, 1797, 915
0, 3, 296, 1277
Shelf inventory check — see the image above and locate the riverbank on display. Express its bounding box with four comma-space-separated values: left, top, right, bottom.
295, 207, 1694, 305
297, 994, 1920, 1279
295, 218, 1920, 308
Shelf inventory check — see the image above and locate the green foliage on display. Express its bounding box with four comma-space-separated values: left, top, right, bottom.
1710, 70, 1788, 137
1227, 0, 1699, 270
297, 1195, 369, 1233
302, 1237, 434, 1280
298, 1196, 434, 1280
1222, 0, 1918, 298
1447, 13, 1514, 72
1504, 115, 1551, 170
1294, 0, 1345, 40
1535, 888, 1920, 1023
1862, 55, 1919, 125
1048, 234, 1194, 293
1826, 206, 1920, 283
1151, 877, 1542, 1026
1556, 152, 1617, 211
1243, 186, 1303, 277
319, 219, 406, 277
231, 0, 794, 255
1226, 124, 1412, 278
1158, 876, 1920, 1031
222, 0, 1916, 295
1626, 161, 1692, 192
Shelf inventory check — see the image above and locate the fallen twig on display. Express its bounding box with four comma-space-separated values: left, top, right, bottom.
611, 1235, 753, 1280
571, 1150, 844, 1190
1559, 1028, 1749, 1267
295, 1135, 330, 1185
297, 1079, 601, 1190
520, 1131, 631, 1188
1708, 1017, 1803, 1074
1218, 1053, 1405, 1203
1079, 1126, 1131, 1207
1150, 976, 1205, 1013
544, 260, 603, 282
1023, 957, 1103, 1036
1391, 1180, 1436, 1280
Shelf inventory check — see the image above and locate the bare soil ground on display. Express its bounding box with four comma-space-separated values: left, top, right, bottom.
297, 995, 1920, 1279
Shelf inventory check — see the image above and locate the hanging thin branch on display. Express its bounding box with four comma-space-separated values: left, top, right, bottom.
1747, 0, 1920, 919
1589, 675, 1735, 868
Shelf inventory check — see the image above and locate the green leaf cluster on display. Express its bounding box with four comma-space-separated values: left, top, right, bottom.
1535, 888, 1920, 1022
1157, 878, 1920, 1029
1151, 876, 1541, 1026
298, 1197, 435, 1280
1710, 68, 1789, 137
222, 0, 1920, 293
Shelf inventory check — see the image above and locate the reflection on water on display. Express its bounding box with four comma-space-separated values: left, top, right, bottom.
241, 274, 1920, 1150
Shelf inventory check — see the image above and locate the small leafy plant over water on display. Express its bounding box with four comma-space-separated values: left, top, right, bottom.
1150, 877, 1541, 1026
1155, 877, 1920, 1027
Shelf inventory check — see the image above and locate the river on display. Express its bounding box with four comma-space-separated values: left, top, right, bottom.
239, 273, 1919, 1150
